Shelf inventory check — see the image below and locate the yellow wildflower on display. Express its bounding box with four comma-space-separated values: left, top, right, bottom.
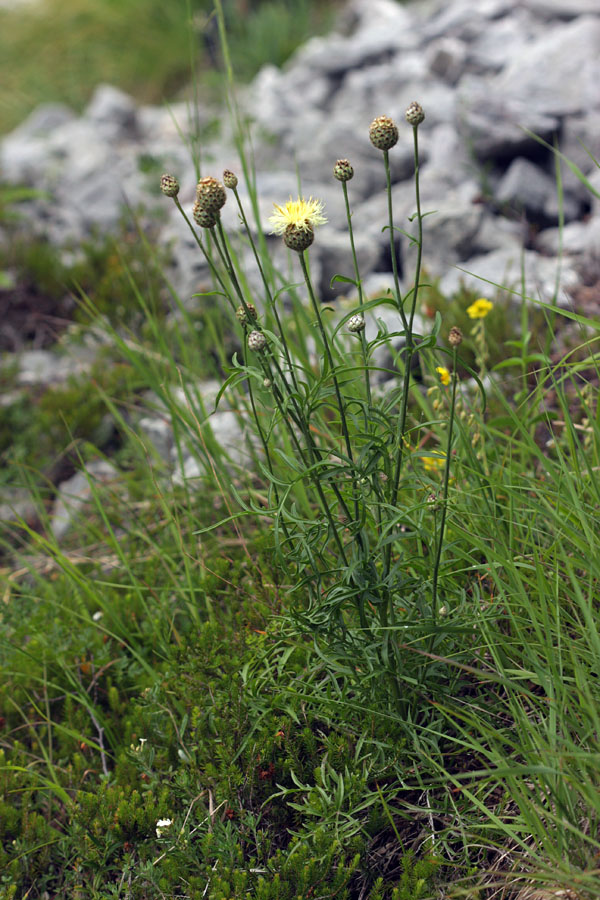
268, 196, 327, 235
436, 366, 451, 386
467, 297, 493, 319
423, 451, 446, 473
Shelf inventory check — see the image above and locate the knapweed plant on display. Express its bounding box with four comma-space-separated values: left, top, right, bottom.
161, 104, 473, 705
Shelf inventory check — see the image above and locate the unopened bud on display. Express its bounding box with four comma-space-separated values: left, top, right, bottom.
196, 176, 227, 212
283, 224, 314, 252
369, 115, 399, 151
223, 169, 238, 189
160, 174, 179, 197
333, 159, 354, 182
193, 201, 219, 229
347, 313, 365, 333
248, 330, 266, 352
448, 326, 463, 347
236, 303, 257, 326
405, 101, 425, 127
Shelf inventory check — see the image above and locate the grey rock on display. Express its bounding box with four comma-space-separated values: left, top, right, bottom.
471, 213, 526, 256
137, 416, 174, 463
422, 0, 515, 42
51, 460, 119, 541
171, 409, 249, 485
7, 102, 76, 139
403, 178, 485, 276
426, 37, 468, 85
523, 0, 600, 20
83, 84, 138, 138
466, 8, 541, 74
0, 488, 39, 528
313, 228, 381, 300
439, 247, 579, 308
16, 349, 95, 387
493, 16, 600, 118
495, 157, 581, 224
535, 217, 600, 259
2, 0, 600, 353
457, 77, 559, 162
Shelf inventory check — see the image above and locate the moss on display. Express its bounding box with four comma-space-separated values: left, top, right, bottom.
0, 360, 141, 484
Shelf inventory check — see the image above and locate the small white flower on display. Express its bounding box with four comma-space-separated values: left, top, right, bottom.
156, 818, 173, 838
92, 610, 103, 622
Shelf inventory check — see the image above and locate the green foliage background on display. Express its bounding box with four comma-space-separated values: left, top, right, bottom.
0, 0, 338, 135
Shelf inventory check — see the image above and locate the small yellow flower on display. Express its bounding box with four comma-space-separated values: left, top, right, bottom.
423, 451, 446, 473
436, 366, 451, 386
268, 196, 327, 235
467, 297, 493, 319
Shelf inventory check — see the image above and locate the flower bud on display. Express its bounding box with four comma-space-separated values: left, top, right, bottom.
192, 201, 219, 229
369, 115, 399, 151
448, 326, 463, 347
405, 101, 425, 127
347, 313, 365, 333
283, 224, 314, 252
223, 169, 238, 189
248, 330, 266, 352
235, 303, 257, 326
160, 174, 180, 198
333, 159, 354, 182
196, 176, 227, 212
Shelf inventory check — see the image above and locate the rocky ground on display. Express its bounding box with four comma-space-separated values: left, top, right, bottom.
2, 0, 600, 537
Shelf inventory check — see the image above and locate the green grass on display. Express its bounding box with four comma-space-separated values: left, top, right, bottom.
2, 7, 600, 899
0, 0, 338, 136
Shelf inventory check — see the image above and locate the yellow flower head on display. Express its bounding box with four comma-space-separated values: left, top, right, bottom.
423, 451, 446, 473
467, 297, 493, 319
436, 366, 451, 386
268, 197, 327, 235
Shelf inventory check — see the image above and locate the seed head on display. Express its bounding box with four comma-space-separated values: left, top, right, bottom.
348, 313, 365, 334
192, 200, 219, 229
160, 174, 179, 198
448, 326, 463, 347
284, 224, 314, 252
223, 169, 238, 190
196, 176, 227, 212
248, 330, 266, 352
236, 303, 257, 326
333, 159, 354, 182
369, 115, 399, 151
405, 101, 425, 127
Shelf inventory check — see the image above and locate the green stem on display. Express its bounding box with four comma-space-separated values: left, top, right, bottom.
233, 187, 300, 393
241, 340, 292, 544
299, 251, 363, 534
385, 123, 425, 574
407, 125, 423, 335
341, 181, 372, 408
431, 347, 459, 620
257, 353, 349, 565
383, 149, 408, 334
299, 253, 355, 474
173, 198, 236, 313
